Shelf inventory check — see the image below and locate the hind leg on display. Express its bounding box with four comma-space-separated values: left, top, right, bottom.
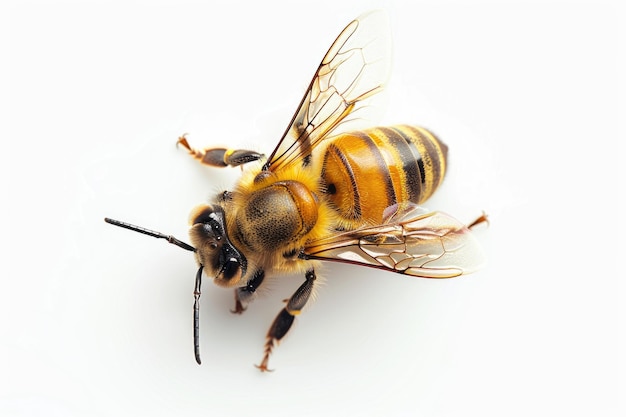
467, 211, 489, 229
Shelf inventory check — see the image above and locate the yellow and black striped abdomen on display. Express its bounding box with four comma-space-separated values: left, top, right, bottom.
320, 125, 448, 228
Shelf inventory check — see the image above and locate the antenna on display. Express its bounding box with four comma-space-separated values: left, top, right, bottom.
104, 217, 196, 252
104, 217, 204, 365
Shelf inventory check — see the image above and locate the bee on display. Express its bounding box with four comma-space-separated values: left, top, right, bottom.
105, 11, 485, 371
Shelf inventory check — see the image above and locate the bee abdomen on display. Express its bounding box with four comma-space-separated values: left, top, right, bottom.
320, 125, 447, 227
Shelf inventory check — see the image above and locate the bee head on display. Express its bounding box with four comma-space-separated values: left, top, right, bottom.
188, 204, 247, 287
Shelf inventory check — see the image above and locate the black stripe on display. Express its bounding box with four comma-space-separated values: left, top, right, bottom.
329, 143, 362, 219
403, 127, 428, 185
412, 127, 442, 188
356, 131, 397, 207
383, 127, 423, 203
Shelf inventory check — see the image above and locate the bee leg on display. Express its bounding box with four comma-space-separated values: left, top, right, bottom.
256, 268, 316, 372
177, 134, 263, 168
467, 211, 489, 229
231, 269, 265, 314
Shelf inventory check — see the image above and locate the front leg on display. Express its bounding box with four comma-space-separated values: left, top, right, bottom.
232, 269, 265, 314
177, 135, 263, 168
256, 268, 317, 372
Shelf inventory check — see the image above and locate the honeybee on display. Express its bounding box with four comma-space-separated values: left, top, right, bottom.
105, 11, 485, 371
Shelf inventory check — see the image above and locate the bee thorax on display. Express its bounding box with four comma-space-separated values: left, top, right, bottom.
236, 180, 318, 252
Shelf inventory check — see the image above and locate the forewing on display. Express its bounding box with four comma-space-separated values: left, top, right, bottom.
304, 210, 485, 278
265, 11, 391, 171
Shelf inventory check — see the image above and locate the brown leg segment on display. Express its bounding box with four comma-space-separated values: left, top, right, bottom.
177, 134, 263, 168
231, 269, 265, 314
467, 211, 489, 229
256, 268, 316, 372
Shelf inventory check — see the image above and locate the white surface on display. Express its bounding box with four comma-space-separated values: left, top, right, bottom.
4, 1, 623, 416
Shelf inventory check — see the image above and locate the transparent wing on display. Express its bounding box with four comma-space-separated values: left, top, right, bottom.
264, 11, 391, 172
304, 207, 485, 278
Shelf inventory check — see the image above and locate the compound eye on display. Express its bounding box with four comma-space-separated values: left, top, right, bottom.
202, 223, 222, 243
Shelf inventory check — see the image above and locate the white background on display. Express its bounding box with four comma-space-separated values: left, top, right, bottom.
4, 0, 623, 416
